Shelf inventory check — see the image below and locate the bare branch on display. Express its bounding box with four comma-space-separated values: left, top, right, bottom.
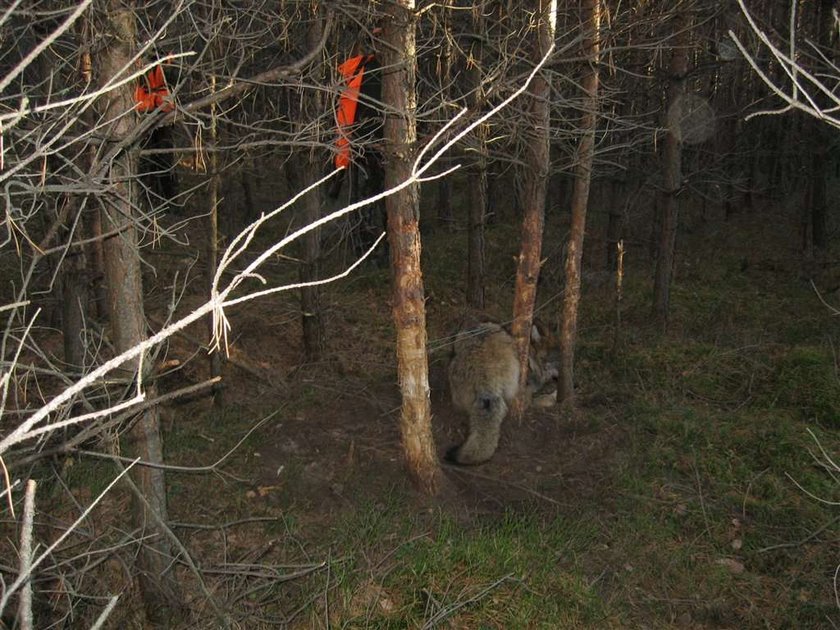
0, 460, 137, 616
16, 480, 36, 630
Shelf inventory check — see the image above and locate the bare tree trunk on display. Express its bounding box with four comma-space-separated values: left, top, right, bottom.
606, 179, 623, 270
62, 250, 87, 372
207, 73, 224, 406
299, 180, 326, 361
510, 0, 554, 421
809, 0, 835, 251
97, 1, 180, 622
466, 155, 487, 309
466, 1, 488, 309
809, 145, 827, 251
437, 8, 455, 232
558, 0, 601, 407
652, 11, 689, 325
382, 0, 441, 495
61, 29, 93, 371
87, 206, 108, 321
283, 155, 326, 362
299, 7, 326, 362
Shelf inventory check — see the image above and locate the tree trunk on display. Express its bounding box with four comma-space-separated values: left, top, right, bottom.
61, 250, 87, 372
382, 0, 441, 495
510, 0, 554, 421
207, 74, 224, 406
558, 0, 601, 407
87, 204, 108, 321
809, 135, 827, 251
61, 28, 93, 370
606, 179, 623, 270
810, 0, 835, 251
299, 8, 327, 362
299, 174, 326, 361
652, 11, 689, 325
97, 1, 180, 622
436, 8, 455, 232
466, 1, 487, 310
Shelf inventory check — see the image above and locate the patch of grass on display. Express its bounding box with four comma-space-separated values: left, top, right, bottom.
609, 393, 840, 628
322, 507, 615, 628
56, 457, 115, 498
770, 345, 840, 425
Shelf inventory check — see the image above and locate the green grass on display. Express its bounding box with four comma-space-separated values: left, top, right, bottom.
317, 506, 614, 628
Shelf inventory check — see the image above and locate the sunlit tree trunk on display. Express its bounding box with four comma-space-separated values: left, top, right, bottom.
97, 1, 180, 621
652, 10, 690, 325
382, 0, 441, 494
511, 0, 555, 420
558, 0, 601, 406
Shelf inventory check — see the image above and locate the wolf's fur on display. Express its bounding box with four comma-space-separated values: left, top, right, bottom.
446, 321, 559, 465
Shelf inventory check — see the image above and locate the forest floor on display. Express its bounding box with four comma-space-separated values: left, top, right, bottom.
23, 180, 840, 628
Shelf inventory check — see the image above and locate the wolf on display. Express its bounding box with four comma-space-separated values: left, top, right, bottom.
445, 320, 559, 465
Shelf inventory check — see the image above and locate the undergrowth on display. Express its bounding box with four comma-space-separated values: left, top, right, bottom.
104, 218, 840, 627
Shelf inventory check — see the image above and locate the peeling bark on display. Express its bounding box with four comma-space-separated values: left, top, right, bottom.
511, 0, 554, 421
382, 0, 441, 495
558, 0, 601, 407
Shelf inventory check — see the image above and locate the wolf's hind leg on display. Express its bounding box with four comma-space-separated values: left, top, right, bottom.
446, 394, 505, 465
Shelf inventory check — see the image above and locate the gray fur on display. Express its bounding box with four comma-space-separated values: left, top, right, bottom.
446, 321, 558, 465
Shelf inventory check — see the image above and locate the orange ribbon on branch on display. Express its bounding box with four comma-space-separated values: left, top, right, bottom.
334, 54, 374, 169
135, 64, 174, 113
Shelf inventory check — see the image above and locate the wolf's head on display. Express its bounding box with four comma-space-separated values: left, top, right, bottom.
527, 321, 559, 403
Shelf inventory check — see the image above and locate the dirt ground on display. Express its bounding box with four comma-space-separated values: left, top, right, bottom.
153, 170, 630, 528
159, 277, 625, 522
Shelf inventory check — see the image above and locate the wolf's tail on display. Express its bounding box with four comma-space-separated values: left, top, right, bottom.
445, 393, 506, 465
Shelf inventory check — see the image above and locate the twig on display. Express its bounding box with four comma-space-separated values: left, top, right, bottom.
0, 0, 92, 95
114, 459, 231, 628
14, 376, 223, 451
146, 315, 277, 388
445, 464, 570, 508
9, 377, 222, 469
73, 407, 278, 475
160, 11, 333, 125
170, 516, 279, 530
811, 279, 840, 316
0, 460, 137, 615
0, 456, 15, 516
757, 515, 840, 553
88, 595, 120, 630
199, 562, 326, 581
421, 573, 517, 629
17, 480, 36, 630
692, 456, 711, 537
